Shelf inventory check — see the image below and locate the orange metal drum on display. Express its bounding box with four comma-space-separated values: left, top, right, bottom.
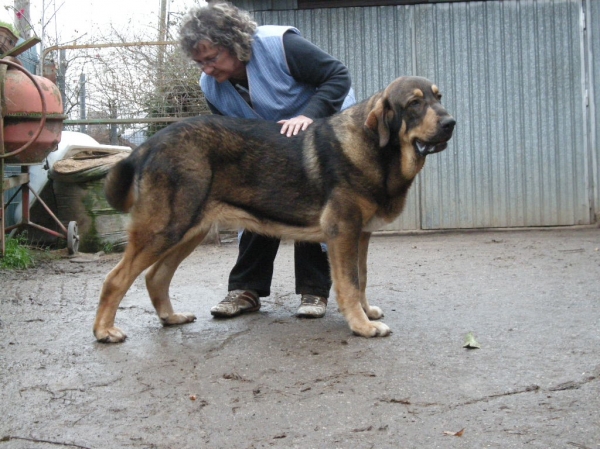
1, 63, 66, 165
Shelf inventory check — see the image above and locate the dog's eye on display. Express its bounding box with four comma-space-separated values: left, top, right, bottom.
436, 93, 443, 101
407, 99, 421, 108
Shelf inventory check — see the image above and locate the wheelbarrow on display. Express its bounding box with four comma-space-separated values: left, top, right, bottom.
1, 38, 77, 256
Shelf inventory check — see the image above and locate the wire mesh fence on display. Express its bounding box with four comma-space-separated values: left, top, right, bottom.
44, 40, 210, 148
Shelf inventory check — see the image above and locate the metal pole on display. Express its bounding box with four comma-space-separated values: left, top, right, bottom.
79, 73, 86, 134
41, 41, 176, 66
14, 0, 31, 40
109, 101, 118, 145
1, 63, 5, 256
39, 0, 45, 76
58, 49, 67, 107
1, 129, 5, 257
158, 0, 168, 91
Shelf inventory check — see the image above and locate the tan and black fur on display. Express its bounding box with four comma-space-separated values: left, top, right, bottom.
94, 76, 455, 343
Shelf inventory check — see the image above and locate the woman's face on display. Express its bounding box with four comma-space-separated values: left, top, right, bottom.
191, 40, 246, 83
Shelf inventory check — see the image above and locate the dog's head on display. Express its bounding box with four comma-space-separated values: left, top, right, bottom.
365, 76, 455, 156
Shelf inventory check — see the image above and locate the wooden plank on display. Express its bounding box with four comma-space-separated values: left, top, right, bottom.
2, 173, 29, 190
1, 37, 41, 58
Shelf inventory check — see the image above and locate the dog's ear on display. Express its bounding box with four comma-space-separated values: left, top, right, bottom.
365, 97, 393, 147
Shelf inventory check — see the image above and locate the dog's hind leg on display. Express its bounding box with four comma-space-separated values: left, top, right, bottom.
93, 239, 163, 343
357, 232, 384, 320
145, 229, 208, 326
328, 234, 390, 338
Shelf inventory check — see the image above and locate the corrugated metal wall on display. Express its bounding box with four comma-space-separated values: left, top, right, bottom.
590, 0, 599, 223
416, 0, 588, 229
244, 0, 597, 230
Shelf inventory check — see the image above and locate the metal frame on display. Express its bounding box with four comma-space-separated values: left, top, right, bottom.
1, 45, 79, 257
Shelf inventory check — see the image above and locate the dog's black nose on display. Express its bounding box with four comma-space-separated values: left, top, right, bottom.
441, 117, 456, 132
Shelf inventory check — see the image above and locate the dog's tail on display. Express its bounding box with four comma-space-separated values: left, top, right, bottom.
104, 155, 136, 213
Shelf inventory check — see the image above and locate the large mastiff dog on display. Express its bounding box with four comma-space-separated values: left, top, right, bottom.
94, 76, 455, 343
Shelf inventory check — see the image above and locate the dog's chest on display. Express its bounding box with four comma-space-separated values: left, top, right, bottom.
363, 215, 390, 232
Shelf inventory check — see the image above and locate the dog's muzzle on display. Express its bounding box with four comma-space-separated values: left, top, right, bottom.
415, 116, 456, 156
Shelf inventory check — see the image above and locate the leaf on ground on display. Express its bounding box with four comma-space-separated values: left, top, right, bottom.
463, 332, 481, 349
443, 428, 465, 437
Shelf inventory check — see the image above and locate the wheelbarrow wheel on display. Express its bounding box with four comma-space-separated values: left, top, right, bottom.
67, 221, 79, 255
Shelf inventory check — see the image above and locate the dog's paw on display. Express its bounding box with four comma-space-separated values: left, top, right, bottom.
161, 312, 197, 326
351, 320, 391, 338
94, 326, 127, 343
365, 305, 384, 320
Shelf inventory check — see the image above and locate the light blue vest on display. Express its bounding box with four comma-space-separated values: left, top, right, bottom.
201, 25, 355, 121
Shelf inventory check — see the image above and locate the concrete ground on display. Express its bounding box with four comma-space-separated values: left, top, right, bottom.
1, 227, 599, 448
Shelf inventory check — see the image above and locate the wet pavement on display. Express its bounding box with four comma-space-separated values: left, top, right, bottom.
1, 227, 599, 448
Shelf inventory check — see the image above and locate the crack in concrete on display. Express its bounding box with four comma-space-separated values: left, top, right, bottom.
548, 374, 597, 392
460, 384, 541, 407
0, 435, 91, 448
379, 371, 599, 414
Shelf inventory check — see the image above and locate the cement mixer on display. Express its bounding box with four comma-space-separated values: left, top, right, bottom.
1, 37, 77, 256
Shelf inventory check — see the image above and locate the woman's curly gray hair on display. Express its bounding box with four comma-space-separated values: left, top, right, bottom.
179, 2, 257, 62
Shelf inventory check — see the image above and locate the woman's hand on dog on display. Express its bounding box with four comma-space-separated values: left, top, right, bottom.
278, 115, 314, 137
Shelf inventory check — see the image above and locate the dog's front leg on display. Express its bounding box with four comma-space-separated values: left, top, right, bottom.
328, 235, 390, 338
358, 232, 384, 320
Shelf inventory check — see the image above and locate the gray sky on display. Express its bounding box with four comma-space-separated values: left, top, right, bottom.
2, 0, 206, 43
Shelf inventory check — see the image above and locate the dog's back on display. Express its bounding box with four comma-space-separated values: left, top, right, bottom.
104, 115, 327, 226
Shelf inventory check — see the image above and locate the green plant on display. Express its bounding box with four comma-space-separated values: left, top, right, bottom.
1, 235, 35, 270
0, 21, 20, 36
